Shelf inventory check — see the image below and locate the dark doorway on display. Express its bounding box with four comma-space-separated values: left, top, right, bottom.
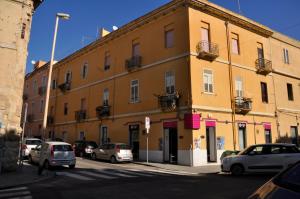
206, 127, 217, 162
129, 125, 139, 160
238, 123, 247, 150
164, 128, 178, 164
265, 129, 272, 143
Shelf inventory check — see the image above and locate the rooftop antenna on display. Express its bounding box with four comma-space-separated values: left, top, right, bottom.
237, 0, 242, 15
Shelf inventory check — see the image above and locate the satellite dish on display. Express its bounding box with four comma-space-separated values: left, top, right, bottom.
112, 26, 118, 31
31, 60, 36, 65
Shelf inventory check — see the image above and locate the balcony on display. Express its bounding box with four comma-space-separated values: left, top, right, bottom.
58, 82, 71, 92
255, 58, 272, 75
96, 105, 110, 119
38, 86, 46, 96
47, 116, 54, 125
157, 92, 180, 112
23, 93, 28, 101
75, 110, 86, 122
235, 97, 252, 115
27, 114, 34, 123
196, 41, 219, 61
125, 56, 142, 71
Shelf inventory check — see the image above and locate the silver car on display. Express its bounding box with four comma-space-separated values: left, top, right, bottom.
91, 143, 133, 163
22, 138, 42, 157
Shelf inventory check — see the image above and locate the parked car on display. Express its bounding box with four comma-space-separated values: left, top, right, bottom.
220, 150, 240, 161
91, 143, 133, 163
221, 143, 300, 175
248, 161, 300, 199
73, 140, 98, 157
22, 138, 42, 158
32, 141, 76, 169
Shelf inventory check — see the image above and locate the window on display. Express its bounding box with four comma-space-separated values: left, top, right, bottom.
203, 69, 213, 93
103, 88, 109, 105
40, 99, 44, 113
130, 80, 139, 103
65, 71, 72, 83
165, 71, 175, 94
257, 42, 264, 59
132, 42, 140, 57
64, 103, 68, 115
33, 80, 37, 94
79, 131, 85, 140
261, 82, 268, 103
104, 52, 111, 71
232, 33, 240, 54
81, 63, 88, 79
201, 22, 210, 52
290, 126, 298, 145
283, 48, 290, 64
42, 76, 47, 87
31, 102, 35, 114
80, 98, 86, 110
235, 77, 243, 97
165, 29, 174, 48
287, 83, 294, 101
52, 79, 57, 90
21, 23, 26, 39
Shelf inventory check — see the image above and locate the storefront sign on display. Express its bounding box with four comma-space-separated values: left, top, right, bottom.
184, 114, 200, 129
205, 120, 216, 127
163, 121, 177, 128
263, 123, 271, 130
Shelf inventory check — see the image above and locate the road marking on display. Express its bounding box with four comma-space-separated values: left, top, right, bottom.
0, 190, 31, 198
119, 169, 154, 177
0, 187, 27, 193
95, 169, 136, 178
78, 171, 117, 179
56, 172, 94, 181
10, 196, 32, 199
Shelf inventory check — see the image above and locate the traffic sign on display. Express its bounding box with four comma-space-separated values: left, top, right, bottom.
145, 117, 150, 133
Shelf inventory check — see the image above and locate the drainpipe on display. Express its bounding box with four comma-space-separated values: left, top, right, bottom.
225, 21, 237, 150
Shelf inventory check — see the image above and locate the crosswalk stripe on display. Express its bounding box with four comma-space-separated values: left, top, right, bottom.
119, 170, 154, 177
78, 171, 117, 179
95, 170, 136, 178
0, 187, 27, 193
56, 172, 94, 181
0, 190, 31, 198
10, 196, 32, 199
145, 169, 183, 175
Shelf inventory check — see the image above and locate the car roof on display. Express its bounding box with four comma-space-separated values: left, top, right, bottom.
45, 141, 71, 145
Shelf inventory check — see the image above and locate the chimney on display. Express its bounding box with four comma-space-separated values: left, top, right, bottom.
34, 60, 46, 70
100, 28, 110, 38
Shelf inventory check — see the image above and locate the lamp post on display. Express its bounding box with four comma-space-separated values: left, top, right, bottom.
42, 13, 70, 140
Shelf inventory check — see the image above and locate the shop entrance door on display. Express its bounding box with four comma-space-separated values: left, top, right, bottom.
206, 127, 217, 162
164, 128, 178, 163
129, 125, 139, 160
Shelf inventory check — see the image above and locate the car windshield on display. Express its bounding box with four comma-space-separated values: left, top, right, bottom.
25, 140, 41, 145
117, 144, 131, 149
238, 146, 253, 155
275, 162, 300, 192
53, 145, 73, 151
87, 142, 98, 148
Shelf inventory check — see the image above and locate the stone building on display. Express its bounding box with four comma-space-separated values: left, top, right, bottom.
0, 0, 42, 135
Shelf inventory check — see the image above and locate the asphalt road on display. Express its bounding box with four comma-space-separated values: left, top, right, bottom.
0, 158, 274, 199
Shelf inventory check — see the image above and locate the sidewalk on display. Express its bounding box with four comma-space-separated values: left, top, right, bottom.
134, 161, 221, 174
0, 162, 54, 189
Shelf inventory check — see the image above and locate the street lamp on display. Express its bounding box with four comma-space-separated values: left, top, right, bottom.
42, 13, 70, 140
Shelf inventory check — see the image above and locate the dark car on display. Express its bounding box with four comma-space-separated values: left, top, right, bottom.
73, 140, 98, 158
248, 161, 300, 199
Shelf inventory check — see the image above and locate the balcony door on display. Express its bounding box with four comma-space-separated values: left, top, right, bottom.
257, 43, 264, 67
201, 27, 210, 52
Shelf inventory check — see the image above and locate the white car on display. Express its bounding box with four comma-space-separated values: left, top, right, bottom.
29, 141, 76, 169
22, 138, 42, 157
221, 143, 300, 175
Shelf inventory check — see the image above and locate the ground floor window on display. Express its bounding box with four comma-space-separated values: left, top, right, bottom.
291, 126, 298, 145
238, 123, 247, 150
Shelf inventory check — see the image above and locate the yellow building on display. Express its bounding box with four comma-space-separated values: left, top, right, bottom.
35, 0, 299, 166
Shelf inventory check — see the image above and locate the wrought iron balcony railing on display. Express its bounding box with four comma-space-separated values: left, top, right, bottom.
75, 110, 87, 122
255, 58, 272, 75
196, 41, 219, 61
58, 82, 71, 92
38, 86, 46, 96
96, 105, 110, 119
125, 56, 142, 71
157, 92, 180, 112
235, 97, 252, 115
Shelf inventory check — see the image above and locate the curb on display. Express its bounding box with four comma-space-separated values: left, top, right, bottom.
0, 172, 55, 190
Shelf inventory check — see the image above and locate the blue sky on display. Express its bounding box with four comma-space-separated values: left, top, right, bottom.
26, 0, 300, 73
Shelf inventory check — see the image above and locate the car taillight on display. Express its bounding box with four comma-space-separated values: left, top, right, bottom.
50, 145, 54, 158
22, 144, 27, 150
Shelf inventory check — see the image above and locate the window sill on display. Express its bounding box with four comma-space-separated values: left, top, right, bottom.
129, 100, 141, 104
202, 92, 216, 96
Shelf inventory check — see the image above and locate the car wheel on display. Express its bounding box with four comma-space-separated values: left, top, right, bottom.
28, 155, 33, 164
110, 156, 117, 164
69, 164, 75, 169
230, 164, 244, 176
91, 153, 97, 160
